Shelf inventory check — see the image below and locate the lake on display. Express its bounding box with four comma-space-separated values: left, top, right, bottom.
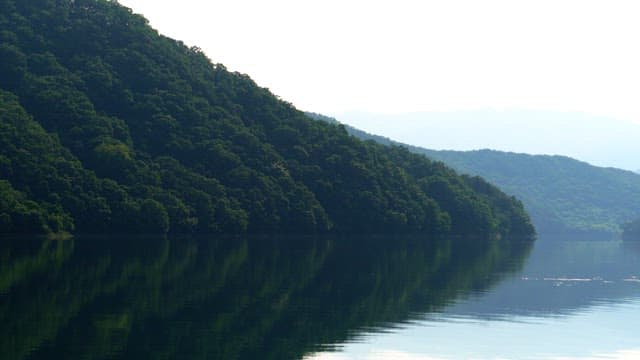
1, 233, 638, 359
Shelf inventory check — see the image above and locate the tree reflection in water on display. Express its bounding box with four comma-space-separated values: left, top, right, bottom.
0, 234, 533, 360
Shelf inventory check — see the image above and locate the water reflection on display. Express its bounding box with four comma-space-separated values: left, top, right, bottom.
0, 234, 532, 359
307, 234, 640, 360
445, 238, 640, 320
313, 298, 640, 360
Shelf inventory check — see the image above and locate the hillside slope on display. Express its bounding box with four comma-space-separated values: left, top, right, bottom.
0, 0, 533, 236
307, 113, 640, 234
423, 150, 640, 234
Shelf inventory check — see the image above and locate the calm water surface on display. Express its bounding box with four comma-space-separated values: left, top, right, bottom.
1, 233, 638, 359
308, 236, 640, 360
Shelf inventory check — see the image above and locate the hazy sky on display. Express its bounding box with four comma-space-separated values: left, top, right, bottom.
342, 109, 640, 170
117, 0, 640, 169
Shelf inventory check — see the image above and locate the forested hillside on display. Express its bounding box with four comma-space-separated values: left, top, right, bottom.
0, 0, 533, 236
307, 113, 640, 234
421, 150, 640, 234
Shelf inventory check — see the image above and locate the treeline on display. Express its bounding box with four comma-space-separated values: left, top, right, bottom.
307, 113, 640, 235
0, 0, 533, 236
421, 150, 640, 235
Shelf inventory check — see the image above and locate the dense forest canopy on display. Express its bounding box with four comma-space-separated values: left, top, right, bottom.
0, 0, 533, 236
422, 150, 640, 234
307, 113, 640, 235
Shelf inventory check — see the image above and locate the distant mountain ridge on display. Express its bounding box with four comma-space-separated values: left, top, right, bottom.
307, 113, 640, 234
336, 110, 640, 171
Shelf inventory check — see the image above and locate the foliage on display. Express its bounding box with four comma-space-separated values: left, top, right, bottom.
422, 150, 640, 234
0, 0, 532, 236
308, 113, 640, 234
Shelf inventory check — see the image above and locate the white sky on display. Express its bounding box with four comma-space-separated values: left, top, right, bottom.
117, 0, 640, 169
116, 0, 640, 118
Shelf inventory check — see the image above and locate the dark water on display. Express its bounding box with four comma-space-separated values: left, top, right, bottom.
0, 233, 637, 359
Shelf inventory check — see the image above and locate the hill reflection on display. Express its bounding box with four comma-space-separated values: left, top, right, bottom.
0, 234, 533, 359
